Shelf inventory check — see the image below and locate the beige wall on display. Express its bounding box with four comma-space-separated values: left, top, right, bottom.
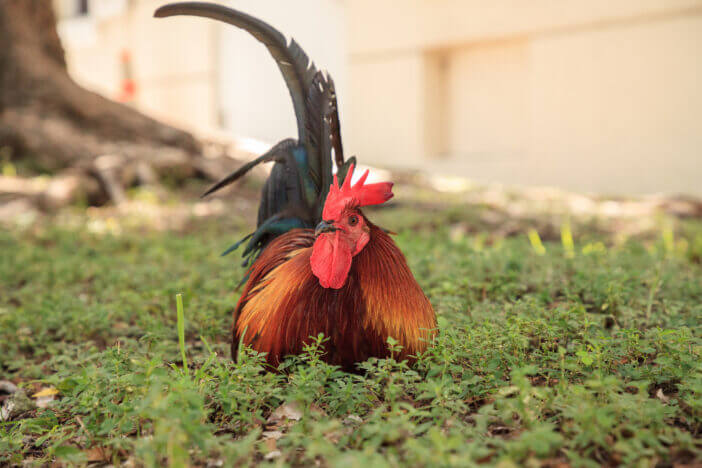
347, 0, 702, 54
446, 40, 529, 162
57, 0, 702, 194
346, 0, 702, 194
527, 13, 702, 193
57, 0, 218, 133
346, 53, 425, 168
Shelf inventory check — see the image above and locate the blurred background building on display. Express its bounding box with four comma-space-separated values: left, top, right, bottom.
53, 0, 702, 195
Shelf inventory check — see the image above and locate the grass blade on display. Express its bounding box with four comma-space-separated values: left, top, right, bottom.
561, 221, 575, 258
176, 293, 189, 376
528, 229, 546, 255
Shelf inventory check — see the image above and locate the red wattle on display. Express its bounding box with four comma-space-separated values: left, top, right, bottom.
310, 231, 352, 289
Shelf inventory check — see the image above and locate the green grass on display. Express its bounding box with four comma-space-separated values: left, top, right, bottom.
0, 205, 700, 467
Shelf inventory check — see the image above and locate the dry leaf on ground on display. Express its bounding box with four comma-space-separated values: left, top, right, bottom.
33, 387, 59, 408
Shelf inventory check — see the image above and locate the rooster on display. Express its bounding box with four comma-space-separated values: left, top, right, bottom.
156, 2, 436, 371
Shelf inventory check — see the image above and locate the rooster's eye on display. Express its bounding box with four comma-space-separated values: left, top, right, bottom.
348, 215, 359, 227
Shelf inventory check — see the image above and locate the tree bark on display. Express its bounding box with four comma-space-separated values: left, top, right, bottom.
0, 0, 203, 197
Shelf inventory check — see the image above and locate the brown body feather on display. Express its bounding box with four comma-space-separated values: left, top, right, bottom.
232, 221, 436, 371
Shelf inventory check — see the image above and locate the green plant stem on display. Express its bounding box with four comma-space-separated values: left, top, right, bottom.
176, 293, 189, 377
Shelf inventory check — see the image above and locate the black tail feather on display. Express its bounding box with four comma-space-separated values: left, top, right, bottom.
201, 139, 297, 198
156, 2, 350, 263
155, 2, 317, 144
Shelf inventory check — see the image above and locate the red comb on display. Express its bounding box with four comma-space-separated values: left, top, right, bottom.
322, 164, 393, 220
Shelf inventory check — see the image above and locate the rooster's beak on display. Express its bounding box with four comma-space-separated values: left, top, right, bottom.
315, 220, 338, 237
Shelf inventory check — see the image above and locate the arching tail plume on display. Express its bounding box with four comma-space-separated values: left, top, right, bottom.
155, 2, 356, 265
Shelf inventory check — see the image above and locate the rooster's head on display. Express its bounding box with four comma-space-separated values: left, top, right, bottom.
310, 164, 393, 289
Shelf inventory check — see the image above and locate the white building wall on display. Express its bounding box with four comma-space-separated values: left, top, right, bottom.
347, 1, 702, 194
56, 0, 702, 194
346, 53, 425, 168
446, 40, 529, 163
527, 13, 702, 194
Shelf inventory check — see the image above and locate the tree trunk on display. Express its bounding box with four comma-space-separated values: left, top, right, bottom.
0, 0, 213, 205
